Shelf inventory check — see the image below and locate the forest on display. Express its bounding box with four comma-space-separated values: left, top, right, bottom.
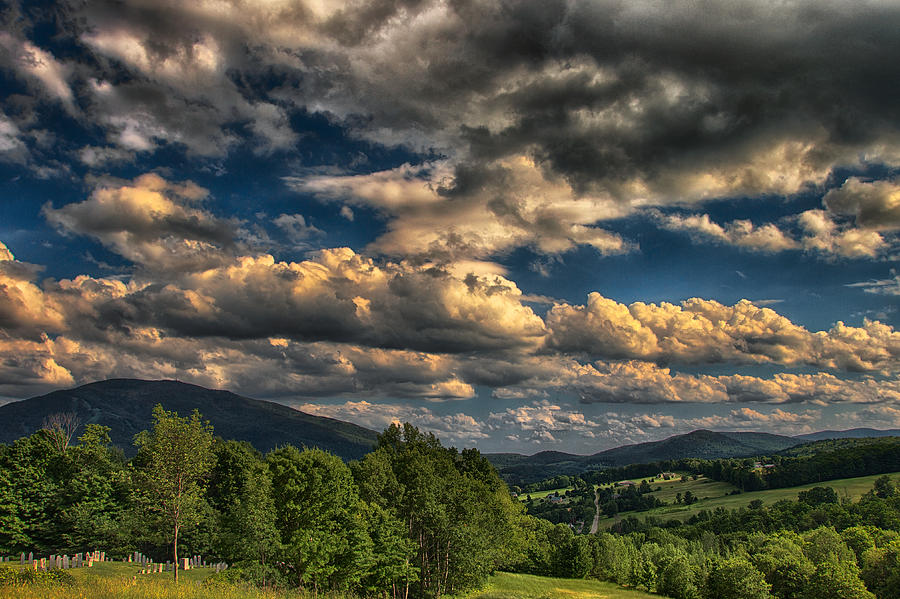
1, 406, 898, 599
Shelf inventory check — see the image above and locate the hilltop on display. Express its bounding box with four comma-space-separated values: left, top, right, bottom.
0, 379, 378, 460
487, 429, 804, 484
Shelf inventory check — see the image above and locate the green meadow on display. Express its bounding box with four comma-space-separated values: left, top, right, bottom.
458, 572, 663, 599
520, 486, 574, 500
597, 470, 900, 529
0, 567, 666, 599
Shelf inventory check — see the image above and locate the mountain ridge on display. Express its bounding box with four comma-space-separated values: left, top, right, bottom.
0, 378, 378, 460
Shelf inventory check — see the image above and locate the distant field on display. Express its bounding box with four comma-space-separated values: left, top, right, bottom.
596, 473, 738, 503
597, 471, 900, 530
458, 572, 663, 599
520, 486, 573, 500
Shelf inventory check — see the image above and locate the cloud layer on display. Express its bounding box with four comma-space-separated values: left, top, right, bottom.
1, 2, 899, 447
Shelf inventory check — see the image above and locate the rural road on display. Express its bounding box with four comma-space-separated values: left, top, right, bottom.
589, 487, 600, 534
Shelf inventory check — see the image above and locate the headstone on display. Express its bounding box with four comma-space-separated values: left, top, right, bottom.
20, 553, 24, 565
28, 551, 33, 564
63, 555, 69, 569
180, 557, 190, 571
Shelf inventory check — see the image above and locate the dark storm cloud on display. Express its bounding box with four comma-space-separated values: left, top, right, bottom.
4, 0, 898, 221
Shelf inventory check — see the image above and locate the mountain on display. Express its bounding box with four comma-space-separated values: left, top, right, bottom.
486, 429, 802, 484
595, 429, 799, 465
0, 379, 378, 460
793, 428, 900, 441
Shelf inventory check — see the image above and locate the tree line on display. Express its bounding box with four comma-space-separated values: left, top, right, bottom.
513, 476, 900, 599
2, 409, 898, 599
0, 407, 525, 597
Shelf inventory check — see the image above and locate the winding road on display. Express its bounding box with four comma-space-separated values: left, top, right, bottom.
589, 486, 600, 534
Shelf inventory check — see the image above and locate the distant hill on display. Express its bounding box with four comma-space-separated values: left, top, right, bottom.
487, 429, 802, 484
0, 379, 378, 460
793, 428, 900, 441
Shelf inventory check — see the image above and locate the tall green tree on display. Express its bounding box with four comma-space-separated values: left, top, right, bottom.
133, 405, 214, 582
207, 440, 280, 586
355, 423, 525, 598
704, 555, 773, 599
268, 446, 373, 595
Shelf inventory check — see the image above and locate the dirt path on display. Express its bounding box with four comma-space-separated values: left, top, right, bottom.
589, 486, 601, 534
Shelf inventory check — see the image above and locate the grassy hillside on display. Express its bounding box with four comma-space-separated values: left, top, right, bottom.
0, 566, 664, 599
629, 473, 738, 504
596, 470, 900, 530
458, 572, 663, 599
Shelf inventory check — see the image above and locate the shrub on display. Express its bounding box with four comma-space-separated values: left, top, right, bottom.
0, 566, 76, 586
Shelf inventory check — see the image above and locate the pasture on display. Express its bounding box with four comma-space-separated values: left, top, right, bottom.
597, 470, 900, 529
459, 572, 663, 599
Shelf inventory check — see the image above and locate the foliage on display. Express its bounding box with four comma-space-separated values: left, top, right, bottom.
1, 420, 899, 599
133, 405, 215, 582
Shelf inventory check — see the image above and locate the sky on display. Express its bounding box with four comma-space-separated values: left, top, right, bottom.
0, 0, 898, 454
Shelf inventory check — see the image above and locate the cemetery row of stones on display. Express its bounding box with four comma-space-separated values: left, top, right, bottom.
0, 550, 228, 574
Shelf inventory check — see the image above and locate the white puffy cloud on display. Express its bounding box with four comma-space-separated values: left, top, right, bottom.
546, 293, 900, 373
43, 173, 235, 273
656, 212, 798, 253
487, 401, 604, 445
682, 407, 821, 435
0, 242, 67, 338
288, 157, 632, 262
798, 209, 888, 259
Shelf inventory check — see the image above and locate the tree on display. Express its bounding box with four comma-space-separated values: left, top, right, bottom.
268, 446, 373, 594
206, 441, 280, 586
133, 405, 214, 582
749, 535, 814, 599
798, 487, 838, 506
356, 423, 525, 598
861, 539, 900, 599
704, 556, 773, 599
40, 412, 81, 452
872, 475, 896, 499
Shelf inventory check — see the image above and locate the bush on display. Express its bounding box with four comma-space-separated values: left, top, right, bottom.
203, 561, 288, 590
0, 565, 76, 586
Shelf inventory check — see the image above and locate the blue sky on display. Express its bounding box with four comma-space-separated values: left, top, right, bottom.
0, 0, 898, 453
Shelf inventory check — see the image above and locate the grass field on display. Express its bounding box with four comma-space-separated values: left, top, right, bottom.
0, 561, 221, 599
457, 572, 662, 599
520, 486, 573, 500
597, 471, 900, 530
0, 565, 663, 599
